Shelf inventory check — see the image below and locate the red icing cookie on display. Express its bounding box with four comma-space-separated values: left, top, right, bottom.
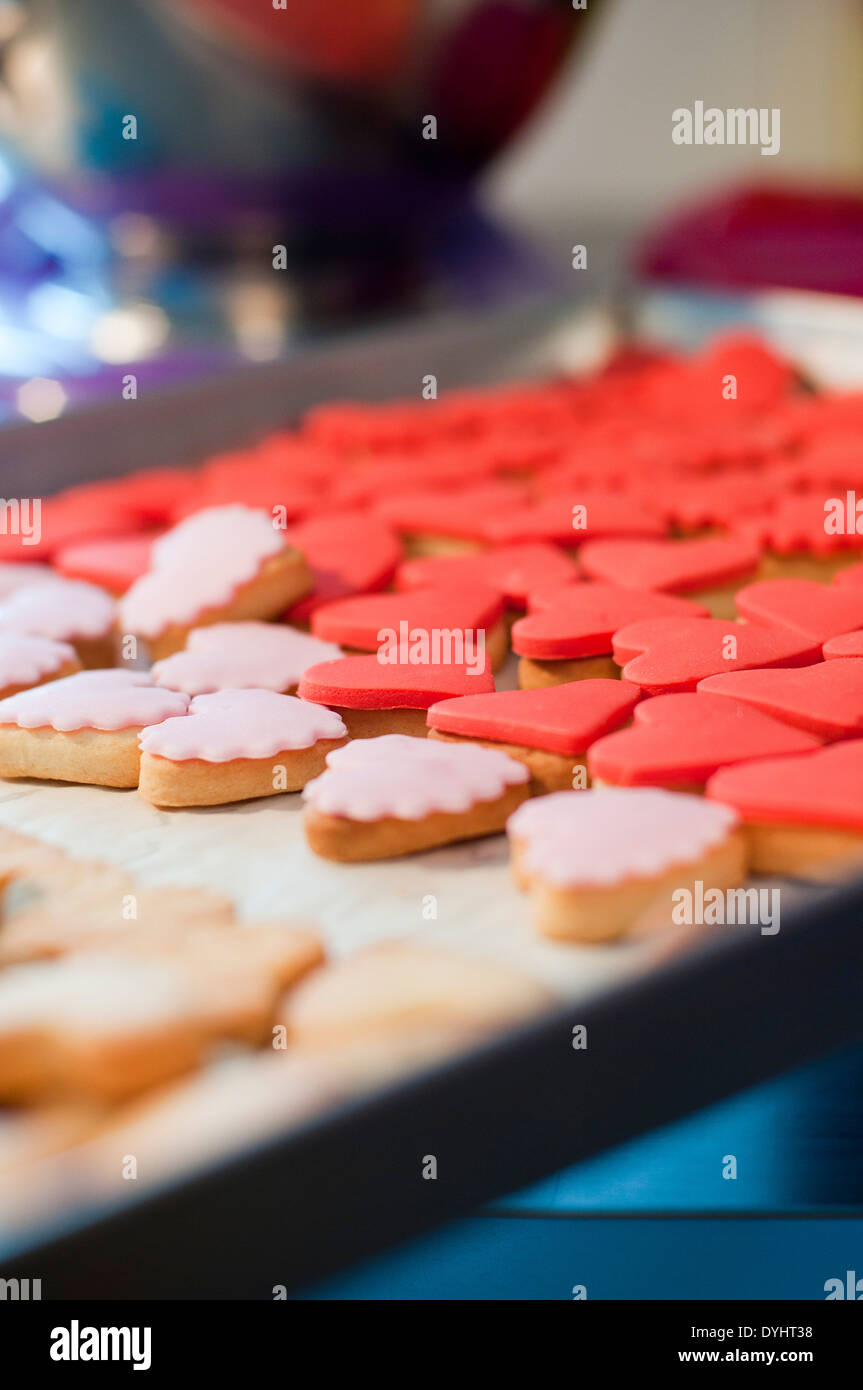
298, 654, 494, 710
579, 536, 760, 594
53, 535, 159, 593
832, 561, 863, 590
283, 512, 402, 622
698, 658, 863, 741
662, 471, 780, 531
512, 583, 708, 660
478, 492, 667, 548
736, 578, 863, 643
427, 678, 640, 756
706, 740, 863, 831
396, 543, 577, 608
617, 617, 821, 696
735, 491, 863, 558
373, 482, 529, 542
823, 630, 863, 659
311, 585, 504, 651
0, 490, 142, 563
588, 691, 820, 788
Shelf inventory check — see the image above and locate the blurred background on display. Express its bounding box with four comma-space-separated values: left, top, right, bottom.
1, 0, 862, 1296
2, 0, 863, 420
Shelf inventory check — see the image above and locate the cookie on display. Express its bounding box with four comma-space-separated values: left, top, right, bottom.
138, 689, 347, 806
119, 505, 312, 659
512, 582, 709, 686
707, 740, 863, 878
578, 536, 760, 618
0, 577, 117, 667
478, 491, 668, 549
396, 541, 577, 611
507, 788, 745, 941
736, 491, 862, 581
736, 577, 863, 643
283, 512, 402, 624
588, 691, 820, 790
54, 534, 159, 594
616, 616, 821, 696
0, 923, 323, 1102
0, 563, 57, 599
823, 630, 863, 659
0, 632, 81, 700
427, 678, 640, 792
281, 942, 551, 1049
0, 487, 142, 563
310, 585, 508, 671
699, 658, 863, 741
373, 482, 528, 554
298, 652, 495, 738
303, 733, 530, 860
151, 621, 341, 696
0, 670, 189, 787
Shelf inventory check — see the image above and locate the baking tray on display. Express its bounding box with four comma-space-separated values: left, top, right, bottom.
1, 293, 862, 1298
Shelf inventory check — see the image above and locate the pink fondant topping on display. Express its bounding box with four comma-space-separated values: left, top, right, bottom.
0, 578, 115, 641
303, 733, 529, 821
0, 563, 57, 600
151, 621, 341, 695
119, 506, 288, 638
0, 669, 188, 732
139, 688, 346, 762
0, 633, 77, 688
507, 787, 738, 888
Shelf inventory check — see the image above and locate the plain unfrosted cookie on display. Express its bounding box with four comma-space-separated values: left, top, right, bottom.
151, 621, 341, 695
119, 505, 312, 658
0, 669, 189, 787
508, 787, 745, 941
138, 688, 347, 806
303, 733, 530, 860
280, 942, 551, 1050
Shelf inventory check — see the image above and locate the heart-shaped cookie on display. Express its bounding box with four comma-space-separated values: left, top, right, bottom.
617, 617, 821, 696
284, 512, 402, 622
54, 535, 159, 594
299, 653, 495, 738
513, 583, 709, 660
478, 492, 668, 547
138, 689, 347, 806
428, 678, 639, 755
823, 630, 863, 659
588, 691, 820, 788
119, 505, 311, 657
310, 585, 505, 666
707, 740, 863, 856
736, 578, 863, 642
151, 622, 342, 696
396, 542, 577, 608
579, 536, 760, 594
699, 657, 863, 740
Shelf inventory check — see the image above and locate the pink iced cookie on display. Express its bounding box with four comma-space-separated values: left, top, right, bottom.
507, 788, 744, 941
303, 733, 530, 861
0, 669, 187, 732
138, 689, 348, 807
118, 506, 311, 658
0, 633, 79, 698
0, 563, 57, 599
0, 578, 116, 666
0, 670, 189, 788
151, 622, 342, 696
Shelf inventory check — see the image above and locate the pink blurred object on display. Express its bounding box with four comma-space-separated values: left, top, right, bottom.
638, 187, 863, 298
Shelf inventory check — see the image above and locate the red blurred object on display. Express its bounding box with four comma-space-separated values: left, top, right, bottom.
53, 535, 161, 594
284, 512, 403, 624
639, 187, 863, 297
